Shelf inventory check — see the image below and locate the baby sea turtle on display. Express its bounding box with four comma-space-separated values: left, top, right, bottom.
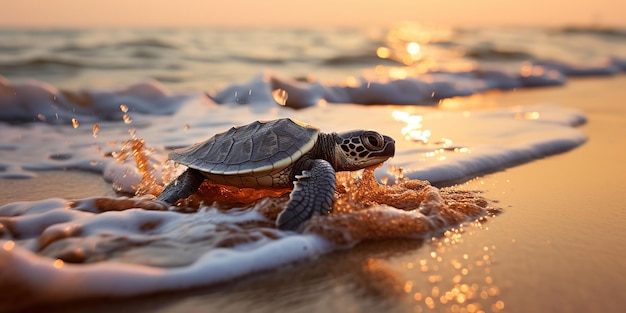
157, 118, 395, 231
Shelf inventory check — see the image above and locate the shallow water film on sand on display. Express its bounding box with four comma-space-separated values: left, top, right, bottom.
1, 23, 624, 311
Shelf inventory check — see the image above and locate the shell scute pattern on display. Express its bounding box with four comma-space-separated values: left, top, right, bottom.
169, 119, 319, 177
251, 129, 278, 162
227, 136, 253, 165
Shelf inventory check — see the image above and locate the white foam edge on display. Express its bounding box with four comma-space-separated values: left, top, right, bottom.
0, 234, 330, 302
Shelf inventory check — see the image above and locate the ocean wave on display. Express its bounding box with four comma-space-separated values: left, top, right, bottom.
0, 57, 160, 74
556, 26, 626, 39
0, 64, 572, 124
0, 77, 195, 124
115, 38, 180, 49
323, 53, 405, 66
464, 47, 534, 60
0, 44, 28, 53
3, 52, 620, 124
0, 57, 84, 69
130, 49, 162, 59
229, 55, 287, 65
533, 59, 621, 77
209, 67, 567, 108
1, 26, 624, 95
53, 38, 180, 54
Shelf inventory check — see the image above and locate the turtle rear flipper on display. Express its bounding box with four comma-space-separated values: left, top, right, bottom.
276, 159, 336, 231
157, 168, 205, 204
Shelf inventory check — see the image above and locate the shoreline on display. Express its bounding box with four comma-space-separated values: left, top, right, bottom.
2, 76, 626, 313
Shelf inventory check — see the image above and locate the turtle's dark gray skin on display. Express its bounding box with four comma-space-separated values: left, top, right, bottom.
157, 118, 395, 231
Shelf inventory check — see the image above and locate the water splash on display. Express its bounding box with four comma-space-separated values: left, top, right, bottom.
122, 114, 133, 124
114, 139, 163, 196
92, 123, 100, 138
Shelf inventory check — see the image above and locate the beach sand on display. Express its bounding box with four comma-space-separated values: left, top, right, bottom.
3, 76, 625, 313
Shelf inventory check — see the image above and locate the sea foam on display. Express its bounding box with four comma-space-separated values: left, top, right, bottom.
1, 165, 498, 308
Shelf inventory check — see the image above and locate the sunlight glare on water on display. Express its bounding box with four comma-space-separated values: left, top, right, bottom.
395, 221, 505, 313
515, 111, 541, 120
392, 110, 431, 143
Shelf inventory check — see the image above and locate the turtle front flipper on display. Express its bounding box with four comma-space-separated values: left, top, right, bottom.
157, 168, 205, 204
276, 159, 336, 231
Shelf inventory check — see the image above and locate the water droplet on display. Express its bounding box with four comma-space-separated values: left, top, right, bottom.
272, 88, 288, 106
120, 104, 129, 113
3, 241, 15, 251
128, 128, 137, 138
184, 124, 190, 131
37, 114, 46, 121
71, 118, 79, 129
92, 123, 100, 138
53, 259, 64, 269
112, 183, 123, 192
123, 114, 133, 124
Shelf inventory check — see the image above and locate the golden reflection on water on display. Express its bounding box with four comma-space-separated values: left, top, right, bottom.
343, 76, 361, 87
515, 111, 540, 120
376, 47, 391, 59
374, 22, 474, 77
384, 22, 433, 66
392, 110, 431, 143
392, 222, 504, 313
407, 42, 422, 56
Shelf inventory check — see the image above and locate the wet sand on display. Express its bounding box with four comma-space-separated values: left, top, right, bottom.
3, 76, 626, 313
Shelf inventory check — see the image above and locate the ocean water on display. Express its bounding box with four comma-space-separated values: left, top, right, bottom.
0, 24, 625, 309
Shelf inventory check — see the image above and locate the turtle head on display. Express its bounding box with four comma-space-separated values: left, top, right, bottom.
333, 130, 395, 171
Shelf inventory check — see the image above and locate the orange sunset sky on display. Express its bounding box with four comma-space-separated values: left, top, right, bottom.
0, 0, 624, 28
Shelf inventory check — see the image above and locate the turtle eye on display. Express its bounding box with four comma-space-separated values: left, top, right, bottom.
361, 132, 384, 150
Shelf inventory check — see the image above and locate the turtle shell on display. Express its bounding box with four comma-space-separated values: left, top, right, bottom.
169, 118, 320, 176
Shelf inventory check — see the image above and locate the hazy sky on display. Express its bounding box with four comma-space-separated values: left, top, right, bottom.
1, 0, 624, 28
